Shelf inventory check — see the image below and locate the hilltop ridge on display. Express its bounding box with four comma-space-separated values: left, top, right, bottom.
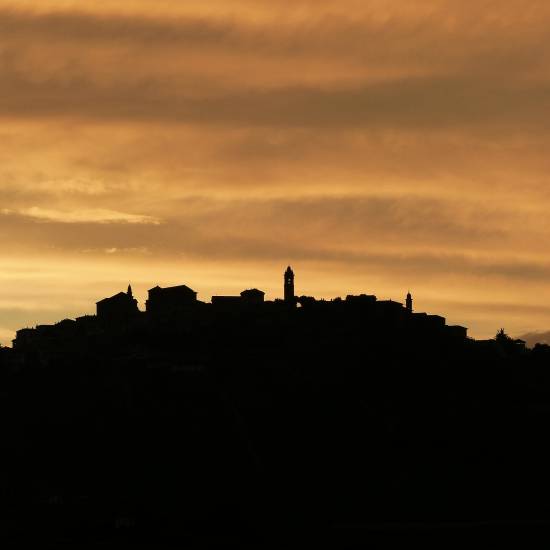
1, 267, 549, 546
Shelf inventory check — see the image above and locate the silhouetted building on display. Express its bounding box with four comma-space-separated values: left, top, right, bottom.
211, 289, 266, 312
75, 315, 97, 328
13, 328, 35, 350
412, 312, 446, 331
240, 289, 265, 305
514, 339, 527, 353
406, 292, 413, 313
96, 285, 139, 325
284, 266, 295, 305
345, 294, 377, 305
297, 295, 317, 308
75, 315, 99, 338
54, 319, 77, 339
447, 325, 468, 339
376, 300, 404, 317
146, 284, 198, 319
427, 314, 446, 328
212, 296, 242, 310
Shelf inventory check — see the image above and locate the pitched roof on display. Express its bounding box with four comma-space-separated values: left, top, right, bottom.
148, 284, 196, 294
241, 288, 265, 296
96, 292, 130, 305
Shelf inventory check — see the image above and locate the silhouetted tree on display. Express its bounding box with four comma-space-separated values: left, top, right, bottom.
496, 328, 512, 343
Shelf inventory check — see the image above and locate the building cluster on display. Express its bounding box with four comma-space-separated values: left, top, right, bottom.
11, 266, 468, 352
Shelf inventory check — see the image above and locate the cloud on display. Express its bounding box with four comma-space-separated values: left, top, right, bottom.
4, 207, 161, 225
0, 193, 507, 249
0, 3, 548, 72
102, 247, 151, 255
0, 5, 549, 133
37, 178, 108, 195
1, 66, 549, 132
0, 194, 547, 285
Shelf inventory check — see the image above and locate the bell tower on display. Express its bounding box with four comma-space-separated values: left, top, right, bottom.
284, 266, 295, 304
406, 291, 413, 313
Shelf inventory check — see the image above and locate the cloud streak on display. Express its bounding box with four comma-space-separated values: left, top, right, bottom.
2, 207, 161, 225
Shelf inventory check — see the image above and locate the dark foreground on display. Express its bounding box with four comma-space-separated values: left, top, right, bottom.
2, 314, 550, 546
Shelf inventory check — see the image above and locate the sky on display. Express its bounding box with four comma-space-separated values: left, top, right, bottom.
2, 0, 550, 345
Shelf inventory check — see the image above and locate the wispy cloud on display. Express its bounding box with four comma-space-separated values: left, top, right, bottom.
37, 178, 108, 195
5, 207, 161, 225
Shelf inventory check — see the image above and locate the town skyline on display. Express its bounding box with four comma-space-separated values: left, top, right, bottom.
10, 264, 473, 360
2, 264, 468, 347
1, 262, 545, 347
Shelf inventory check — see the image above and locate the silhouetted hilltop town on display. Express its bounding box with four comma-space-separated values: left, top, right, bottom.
9, 266, 470, 358
1, 267, 549, 546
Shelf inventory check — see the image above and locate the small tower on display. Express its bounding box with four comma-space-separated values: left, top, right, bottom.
127, 284, 133, 297
406, 291, 413, 313
284, 266, 295, 304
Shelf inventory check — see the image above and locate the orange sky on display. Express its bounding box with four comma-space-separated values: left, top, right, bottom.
2, 0, 550, 345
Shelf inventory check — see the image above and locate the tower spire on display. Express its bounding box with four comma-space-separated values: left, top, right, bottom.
406, 290, 413, 313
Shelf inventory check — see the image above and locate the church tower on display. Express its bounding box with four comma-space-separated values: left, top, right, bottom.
406, 291, 413, 313
284, 266, 295, 304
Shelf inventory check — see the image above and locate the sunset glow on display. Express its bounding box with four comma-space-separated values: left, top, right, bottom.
2, 0, 550, 344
